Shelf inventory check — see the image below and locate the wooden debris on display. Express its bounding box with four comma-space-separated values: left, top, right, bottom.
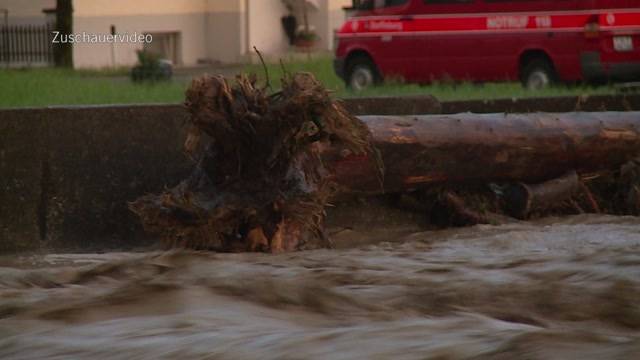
329, 112, 640, 196
130, 71, 640, 251
503, 171, 580, 219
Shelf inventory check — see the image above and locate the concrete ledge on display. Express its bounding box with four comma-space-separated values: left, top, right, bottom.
1, 105, 190, 252
342, 96, 441, 115
2, 94, 639, 253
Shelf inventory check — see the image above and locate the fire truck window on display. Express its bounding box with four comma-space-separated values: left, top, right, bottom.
354, 0, 374, 9
424, 0, 473, 4
377, 0, 409, 7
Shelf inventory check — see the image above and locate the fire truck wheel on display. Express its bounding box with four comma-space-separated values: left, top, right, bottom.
347, 58, 380, 91
522, 59, 556, 90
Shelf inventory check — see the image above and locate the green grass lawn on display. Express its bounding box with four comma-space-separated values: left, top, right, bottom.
0, 57, 619, 108
0, 68, 188, 108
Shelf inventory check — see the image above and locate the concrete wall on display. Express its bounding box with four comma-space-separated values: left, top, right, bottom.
0, 105, 190, 252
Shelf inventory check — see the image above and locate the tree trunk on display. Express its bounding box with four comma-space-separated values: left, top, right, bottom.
328, 112, 640, 196
54, 0, 73, 68
503, 171, 580, 219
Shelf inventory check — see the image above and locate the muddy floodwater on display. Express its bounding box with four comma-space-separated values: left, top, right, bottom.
1, 214, 640, 359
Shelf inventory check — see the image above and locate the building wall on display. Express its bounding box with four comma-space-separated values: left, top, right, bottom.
0, 0, 55, 25
247, 0, 290, 60
320, 0, 352, 51
205, 0, 244, 64
213, 0, 351, 62
73, 14, 207, 68
292, 0, 351, 52
73, 0, 248, 67
73, 0, 208, 16
308, 0, 330, 50
72, 0, 210, 68
328, 0, 351, 50
0, 0, 351, 67
244, 0, 350, 60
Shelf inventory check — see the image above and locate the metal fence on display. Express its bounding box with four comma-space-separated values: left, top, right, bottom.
0, 24, 54, 65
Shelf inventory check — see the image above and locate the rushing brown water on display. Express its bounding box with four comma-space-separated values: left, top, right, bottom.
1, 214, 640, 359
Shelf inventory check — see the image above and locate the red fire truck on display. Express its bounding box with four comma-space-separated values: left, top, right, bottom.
334, 0, 640, 90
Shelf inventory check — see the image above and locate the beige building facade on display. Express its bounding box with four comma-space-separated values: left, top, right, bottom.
0, 0, 351, 68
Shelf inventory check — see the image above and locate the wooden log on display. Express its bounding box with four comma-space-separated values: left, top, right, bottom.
328, 112, 640, 195
503, 171, 580, 219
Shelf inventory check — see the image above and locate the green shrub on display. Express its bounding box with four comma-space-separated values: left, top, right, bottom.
131, 50, 172, 82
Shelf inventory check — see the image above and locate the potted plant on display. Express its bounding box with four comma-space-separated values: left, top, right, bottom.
130, 50, 172, 82
287, 0, 319, 49
294, 29, 318, 48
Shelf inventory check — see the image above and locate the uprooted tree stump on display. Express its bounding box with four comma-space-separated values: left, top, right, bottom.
130, 73, 377, 252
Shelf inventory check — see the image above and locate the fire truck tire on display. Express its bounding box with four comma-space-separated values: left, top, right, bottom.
346, 57, 381, 91
522, 58, 556, 90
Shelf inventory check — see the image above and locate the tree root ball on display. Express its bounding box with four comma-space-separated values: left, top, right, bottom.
130, 72, 376, 252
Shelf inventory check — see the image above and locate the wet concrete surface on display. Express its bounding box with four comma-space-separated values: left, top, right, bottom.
0, 214, 639, 359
